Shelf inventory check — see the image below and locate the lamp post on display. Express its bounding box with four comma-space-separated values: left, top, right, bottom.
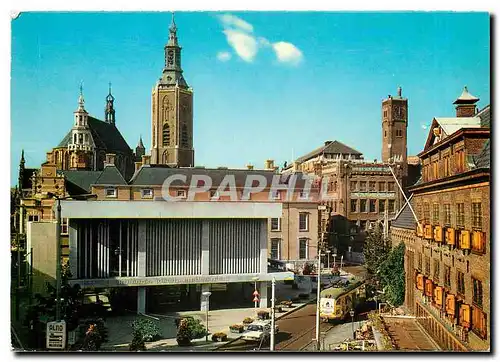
350, 309, 355, 339
333, 254, 337, 268
315, 232, 324, 352
202, 291, 212, 342
326, 250, 331, 269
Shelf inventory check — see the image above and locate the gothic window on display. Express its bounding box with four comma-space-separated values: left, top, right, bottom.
163, 123, 171, 146
181, 124, 189, 148
153, 125, 156, 147
73, 134, 77, 144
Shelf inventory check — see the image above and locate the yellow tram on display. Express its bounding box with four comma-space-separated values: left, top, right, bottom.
319, 278, 366, 321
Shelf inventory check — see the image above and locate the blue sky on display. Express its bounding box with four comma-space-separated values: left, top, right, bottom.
10, 11, 490, 186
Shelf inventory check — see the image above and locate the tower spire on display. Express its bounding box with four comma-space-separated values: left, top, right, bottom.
77, 81, 86, 111
105, 82, 116, 125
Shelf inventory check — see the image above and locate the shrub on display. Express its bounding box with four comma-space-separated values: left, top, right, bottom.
131, 317, 161, 342
257, 310, 270, 320
184, 317, 207, 340
211, 332, 228, 342
176, 319, 191, 346
280, 300, 293, 308
79, 318, 108, 351
229, 324, 244, 333
175, 315, 195, 329
129, 330, 146, 351
243, 317, 254, 324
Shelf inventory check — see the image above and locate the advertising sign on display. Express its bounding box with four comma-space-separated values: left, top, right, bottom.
46, 321, 66, 350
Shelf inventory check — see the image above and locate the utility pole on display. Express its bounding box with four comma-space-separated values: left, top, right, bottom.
270, 277, 276, 351
315, 233, 323, 351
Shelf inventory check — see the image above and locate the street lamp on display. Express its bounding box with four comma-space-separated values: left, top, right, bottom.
315, 233, 325, 352
350, 309, 355, 339
326, 250, 331, 269
47, 192, 96, 321
333, 254, 337, 268
270, 277, 276, 351
202, 291, 212, 342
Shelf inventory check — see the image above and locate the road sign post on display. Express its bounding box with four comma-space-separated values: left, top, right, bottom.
46, 321, 66, 350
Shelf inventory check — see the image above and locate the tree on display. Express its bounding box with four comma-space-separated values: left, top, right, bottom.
378, 242, 405, 306
363, 224, 391, 274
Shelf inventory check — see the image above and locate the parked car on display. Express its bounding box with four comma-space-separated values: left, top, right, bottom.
242, 320, 279, 342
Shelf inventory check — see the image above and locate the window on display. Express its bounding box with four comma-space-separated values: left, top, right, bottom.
369, 181, 376, 191
396, 129, 403, 137
444, 265, 451, 288
369, 200, 376, 213
432, 160, 439, 180
360, 199, 367, 213
388, 200, 395, 213
423, 203, 430, 224
417, 253, 422, 270
176, 189, 186, 198
388, 182, 395, 192
271, 218, 281, 231
455, 149, 465, 173
360, 220, 367, 231
333, 181, 337, 192
384, 130, 387, 138
472, 307, 487, 340
299, 213, 309, 231
444, 204, 451, 226
299, 238, 308, 259
443, 156, 450, 177
141, 188, 153, 199
433, 259, 440, 283
457, 271, 465, 296
456, 203, 465, 228
333, 201, 337, 213
384, 110, 388, 118
472, 202, 482, 230
359, 181, 367, 192
162, 123, 170, 146
28, 214, 40, 222
350, 199, 357, 213
424, 256, 430, 276
432, 204, 439, 225
61, 218, 69, 235
181, 124, 189, 148
350, 181, 357, 191
378, 182, 386, 192
105, 187, 117, 198
379, 200, 386, 213
270, 238, 281, 260
472, 278, 483, 308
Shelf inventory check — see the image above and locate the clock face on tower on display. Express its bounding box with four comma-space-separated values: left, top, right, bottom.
167, 50, 174, 66
393, 105, 406, 120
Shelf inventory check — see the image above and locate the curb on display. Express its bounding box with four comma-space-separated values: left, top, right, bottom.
213, 299, 314, 351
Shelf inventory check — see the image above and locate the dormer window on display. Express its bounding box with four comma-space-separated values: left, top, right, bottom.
105, 187, 117, 198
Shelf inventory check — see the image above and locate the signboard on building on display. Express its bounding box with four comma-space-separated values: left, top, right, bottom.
46, 321, 66, 350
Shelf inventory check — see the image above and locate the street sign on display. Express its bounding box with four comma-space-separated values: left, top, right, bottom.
253, 290, 260, 297
253, 296, 260, 303
46, 321, 66, 350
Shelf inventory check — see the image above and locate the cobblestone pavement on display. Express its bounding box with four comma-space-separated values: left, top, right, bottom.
383, 317, 439, 351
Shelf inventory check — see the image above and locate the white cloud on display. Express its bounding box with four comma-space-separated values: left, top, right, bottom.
223, 29, 258, 62
217, 51, 232, 62
258, 37, 271, 47
272, 41, 303, 65
219, 14, 253, 33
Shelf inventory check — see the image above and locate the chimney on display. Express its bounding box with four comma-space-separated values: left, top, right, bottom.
324, 140, 333, 146
135, 161, 142, 172
105, 153, 116, 166
142, 155, 151, 165
246, 164, 254, 170
265, 159, 275, 170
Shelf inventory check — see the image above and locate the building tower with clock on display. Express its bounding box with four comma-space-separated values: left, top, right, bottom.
150, 14, 194, 167
381, 86, 408, 177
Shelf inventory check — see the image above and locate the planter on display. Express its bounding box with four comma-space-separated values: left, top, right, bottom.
229, 325, 244, 333
211, 332, 228, 342
242, 317, 254, 325
257, 311, 270, 320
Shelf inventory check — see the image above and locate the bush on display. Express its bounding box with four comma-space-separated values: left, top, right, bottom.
211, 332, 228, 342
184, 317, 207, 340
129, 330, 146, 351
176, 319, 191, 346
243, 317, 254, 324
280, 300, 293, 308
79, 318, 108, 351
229, 324, 244, 333
131, 318, 161, 342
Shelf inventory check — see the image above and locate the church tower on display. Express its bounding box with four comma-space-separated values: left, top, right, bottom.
381, 86, 408, 175
151, 14, 194, 167
105, 82, 116, 125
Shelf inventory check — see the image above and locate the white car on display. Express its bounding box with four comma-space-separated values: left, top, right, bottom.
242, 321, 279, 342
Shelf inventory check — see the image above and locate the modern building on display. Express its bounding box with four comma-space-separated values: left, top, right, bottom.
391, 87, 490, 351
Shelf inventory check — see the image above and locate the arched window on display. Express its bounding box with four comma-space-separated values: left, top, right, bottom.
163, 123, 170, 146
181, 124, 189, 148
